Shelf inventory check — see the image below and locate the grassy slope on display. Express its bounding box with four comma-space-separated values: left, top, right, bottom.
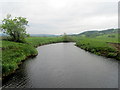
2, 37, 64, 77
75, 33, 120, 60
2, 41, 38, 76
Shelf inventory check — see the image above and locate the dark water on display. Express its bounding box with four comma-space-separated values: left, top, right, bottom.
2, 43, 118, 88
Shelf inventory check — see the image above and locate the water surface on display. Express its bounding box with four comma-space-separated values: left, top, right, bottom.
3, 43, 118, 88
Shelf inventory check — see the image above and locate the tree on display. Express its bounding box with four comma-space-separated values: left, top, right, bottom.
63, 33, 73, 42
0, 14, 29, 42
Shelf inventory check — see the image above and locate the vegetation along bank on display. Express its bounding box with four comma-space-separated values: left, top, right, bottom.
75, 29, 120, 60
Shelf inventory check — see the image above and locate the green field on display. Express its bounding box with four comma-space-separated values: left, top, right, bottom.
75, 33, 120, 60
26, 37, 64, 47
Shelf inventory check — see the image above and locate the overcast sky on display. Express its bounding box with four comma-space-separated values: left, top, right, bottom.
0, 0, 118, 35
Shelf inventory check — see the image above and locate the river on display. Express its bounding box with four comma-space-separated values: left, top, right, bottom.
2, 43, 118, 88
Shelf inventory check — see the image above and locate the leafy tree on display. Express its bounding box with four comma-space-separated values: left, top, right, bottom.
0, 14, 29, 42
63, 33, 73, 42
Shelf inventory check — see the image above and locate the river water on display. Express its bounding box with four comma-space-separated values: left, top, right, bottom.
2, 43, 118, 88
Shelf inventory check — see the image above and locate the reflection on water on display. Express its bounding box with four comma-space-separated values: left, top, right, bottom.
2, 43, 118, 88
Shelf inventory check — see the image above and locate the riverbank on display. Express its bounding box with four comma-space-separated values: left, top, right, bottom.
2, 41, 38, 77
2, 37, 66, 78
75, 37, 120, 60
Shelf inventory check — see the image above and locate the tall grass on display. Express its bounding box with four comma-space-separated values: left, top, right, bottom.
75, 37, 120, 60
2, 41, 38, 76
26, 37, 64, 47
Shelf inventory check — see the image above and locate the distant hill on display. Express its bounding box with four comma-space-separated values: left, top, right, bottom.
77, 29, 119, 37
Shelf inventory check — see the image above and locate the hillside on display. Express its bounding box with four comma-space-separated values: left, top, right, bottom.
77, 29, 119, 37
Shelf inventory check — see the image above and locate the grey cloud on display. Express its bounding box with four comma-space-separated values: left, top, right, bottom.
0, 0, 118, 34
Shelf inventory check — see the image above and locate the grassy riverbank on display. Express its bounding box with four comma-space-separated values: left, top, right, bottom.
2, 41, 38, 77
2, 37, 65, 77
75, 33, 120, 60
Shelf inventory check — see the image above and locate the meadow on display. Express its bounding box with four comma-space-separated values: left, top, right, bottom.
75, 33, 120, 60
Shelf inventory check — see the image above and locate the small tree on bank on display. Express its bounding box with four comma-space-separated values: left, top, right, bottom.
63, 33, 73, 42
0, 14, 29, 42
